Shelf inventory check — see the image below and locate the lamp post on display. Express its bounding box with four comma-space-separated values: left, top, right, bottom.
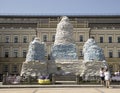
47, 54, 50, 74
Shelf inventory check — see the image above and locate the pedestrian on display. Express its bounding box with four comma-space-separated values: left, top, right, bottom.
104, 68, 111, 88
99, 67, 105, 85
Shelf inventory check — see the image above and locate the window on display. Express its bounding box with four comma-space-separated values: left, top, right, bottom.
118, 51, 120, 58
52, 35, 55, 42
14, 36, 18, 43
118, 37, 120, 43
12, 65, 18, 73
79, 35, 83, 42
23, 36, 27, 43
23, 50, 27, 58
5, 52, 9, 58
109, 36, 112, 43
14, 50, 18, 58
3, 65, 9, 73
100, 37, 103, 43
43, 35, 47, 42
109, 51, 113, 58
5, 36, 9, 43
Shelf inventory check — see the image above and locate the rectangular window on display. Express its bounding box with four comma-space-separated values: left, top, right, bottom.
118, 37, 120, 43
118, 51, 120, 58
3, 65, 9, 73
43, 35, 47, 42
100, 37, 103, 43
23, 50, 27, 58
14, 36, 18, 43
109, 36, 112, 43
23, 36, 27, 43
14, 50, 18, 58
12, 65, 18, 73
79, 35, 83, 42
109, 51, 113, 58
52, 35, 55, 42
5, 52, 9, 58
5, 36, 9, 43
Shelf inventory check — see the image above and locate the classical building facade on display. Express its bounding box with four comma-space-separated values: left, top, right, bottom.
0, 15, 120, 76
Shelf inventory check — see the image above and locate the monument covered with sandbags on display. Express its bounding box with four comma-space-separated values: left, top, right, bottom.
20, 37, 57, 78
83, 38, 105, 62
51, 16, 78, 62
80, 38, 108, 80
21, 16, 108, 81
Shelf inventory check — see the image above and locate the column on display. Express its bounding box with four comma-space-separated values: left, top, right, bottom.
19, 47, 22, 57
105, 46, 108, 57
10, 46, 12, 57
113, 33, 116, 43
113, 46, 117, 57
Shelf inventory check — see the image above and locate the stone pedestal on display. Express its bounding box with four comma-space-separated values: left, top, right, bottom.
80, 61, 108, 80
21, 61, 57, 77
21, 61, 47, 77
55, 60, 83, 75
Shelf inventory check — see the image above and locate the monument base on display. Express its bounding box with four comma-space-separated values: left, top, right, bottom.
21, 61, 47, 77
80, 61, 108, 81
21, 61, 57, 78
54, 61, 108, 81
55, 60, 83, 75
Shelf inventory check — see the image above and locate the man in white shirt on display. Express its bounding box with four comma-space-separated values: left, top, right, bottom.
104, 69, 111, 88
99, 67, 105, 85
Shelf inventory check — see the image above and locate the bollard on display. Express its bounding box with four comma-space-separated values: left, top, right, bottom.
2, 74, 6, 85
52, 74, 55, 84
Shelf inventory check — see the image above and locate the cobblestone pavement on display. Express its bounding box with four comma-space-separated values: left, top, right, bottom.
0, 88, 120, 93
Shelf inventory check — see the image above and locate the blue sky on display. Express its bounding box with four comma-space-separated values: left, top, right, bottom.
0, 0, 120, 15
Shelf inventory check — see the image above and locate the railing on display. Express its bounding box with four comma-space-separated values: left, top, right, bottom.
51, 74, 81, 84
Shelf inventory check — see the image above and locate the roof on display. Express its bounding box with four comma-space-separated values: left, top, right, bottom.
0, 14, 120, 18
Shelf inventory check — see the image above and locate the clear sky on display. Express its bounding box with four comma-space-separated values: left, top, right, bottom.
0, 0, 120, 15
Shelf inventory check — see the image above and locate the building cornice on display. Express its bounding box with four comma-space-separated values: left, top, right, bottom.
0, 14, 120, 18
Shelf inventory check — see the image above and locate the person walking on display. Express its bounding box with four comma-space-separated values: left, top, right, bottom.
104, 68, 111, 88
99, 67, 105, 85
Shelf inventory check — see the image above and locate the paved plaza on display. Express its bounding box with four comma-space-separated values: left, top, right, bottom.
0, 88, 120, 93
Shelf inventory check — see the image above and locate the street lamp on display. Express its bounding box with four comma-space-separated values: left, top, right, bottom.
47, 54, 50, 74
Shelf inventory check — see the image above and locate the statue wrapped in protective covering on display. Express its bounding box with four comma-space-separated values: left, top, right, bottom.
83, 38, 106, 62
26, 37, 45, 62
51, 16, 78, 62
20, 37, 47, 77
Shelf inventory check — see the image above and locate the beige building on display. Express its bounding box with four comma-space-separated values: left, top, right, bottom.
0, 15, 120, 77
